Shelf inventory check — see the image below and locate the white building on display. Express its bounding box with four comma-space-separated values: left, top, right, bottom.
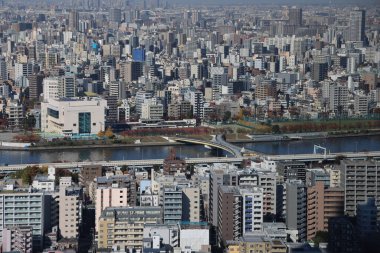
179, 225, 210, 252
354, 94, 368, 115
5, 100, 24, 128
241, 188, 263, 233
141, 103, 163, 120
41, 97, 107, 135
43, 77, 59, 101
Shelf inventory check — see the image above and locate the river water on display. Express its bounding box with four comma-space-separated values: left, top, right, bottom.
0, 135, 380, 165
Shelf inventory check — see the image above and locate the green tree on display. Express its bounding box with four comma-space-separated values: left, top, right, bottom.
271, 125, 281, 134
223, 111, 231, 122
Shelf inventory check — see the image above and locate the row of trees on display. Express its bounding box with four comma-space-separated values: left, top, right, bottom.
121, 127, 211, 137
11, 166, 48, 185
13, 133, 41, 143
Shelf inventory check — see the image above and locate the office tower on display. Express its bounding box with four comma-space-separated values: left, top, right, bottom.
132, 47, 146, 62
69, 10, 79, 31
0, 192, 46, 251
109, 8, 122, 24
163, 186, 182, 225
349, 10, 366, 42
28, 74, 44, 100
241, 188, 263, 233
43, 77, 59, 101
2, 226, 33, 253
182, 187, 201, 222
286, 180, 307, 242
340, 160, 380, 219
95, 175, 136, 230
120, 61, 144, 83
288, 7, 302, 26
306, 182, 344, 240
329, 84, 348, 114
58, 177, 83, 239
311, 62, 328, 82
217, 186, 242, 246
58, 75, 76, 98
97, 206, 163, 249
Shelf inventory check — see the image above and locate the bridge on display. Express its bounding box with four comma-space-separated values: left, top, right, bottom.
170, 135, 251, 158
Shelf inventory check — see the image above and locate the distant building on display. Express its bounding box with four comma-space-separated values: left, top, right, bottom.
349, 10, 366, 42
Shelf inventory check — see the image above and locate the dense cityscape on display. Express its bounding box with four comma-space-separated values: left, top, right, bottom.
0, 0, 379, 252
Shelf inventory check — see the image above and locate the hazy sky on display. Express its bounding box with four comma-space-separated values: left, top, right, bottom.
166, 0, 379, 6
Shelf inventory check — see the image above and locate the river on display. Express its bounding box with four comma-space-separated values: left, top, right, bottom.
0, 135, 380, 165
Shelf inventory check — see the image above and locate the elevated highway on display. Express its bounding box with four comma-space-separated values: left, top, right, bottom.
0, 157, 244, 172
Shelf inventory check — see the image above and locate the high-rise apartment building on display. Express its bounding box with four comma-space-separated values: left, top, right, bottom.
217, 186, 242, 246
241, 188, 263, 233
340, 160, 380, 218
58, 177, 83, 239
306, 182, 344, 240
58, 75, 76, 98
95, 175, 136, 230
329, 84, 349, 113
97, 206, 163, 249
163, 186, 182, 224
286, 180, 307, 242
0, 192, 46, 251
182, 187, 202, 222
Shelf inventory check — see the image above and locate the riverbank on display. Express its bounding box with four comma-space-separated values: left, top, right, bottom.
1, 131, 380, 151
